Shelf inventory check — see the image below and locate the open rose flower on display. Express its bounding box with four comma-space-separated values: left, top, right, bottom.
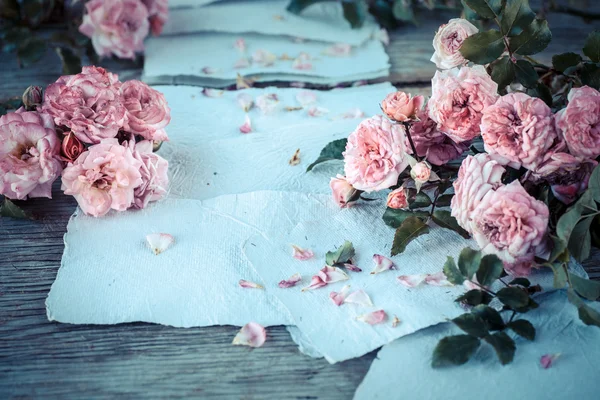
330, 175, 359, 208
387, 187, 408, 209
0, 108, 62, 199
61, 139, 143, 217
555, 86, 600, 158
451, 154, 506, 233
41, 66, 126, 144
471, 181, 549, 276
142, 0, 168, 36
410, 108, 468, 165
79, 0, 149, 59
381, 91, 424, 122
128, 140, 169, 209
121, 80, 171, 142
431, 18, 478, 70
344, 115, 409, 192
428, 66, 499, 143
481, 93, 557, 170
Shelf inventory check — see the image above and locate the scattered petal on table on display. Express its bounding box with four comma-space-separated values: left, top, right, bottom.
391, 315, 401, 327
284, 106, 303, 111
357, 310, 387, 325
234, 38, 246, 53
239, 115, 252, 134
239, 279, 264, 289
345, 290, 373, 307
234, 57, 251, 69
342, 263, 362, 272
302, 275, 327, 291
292, 52, 312, 70
371, 254, 395, 274
425, 271, 453, 287
322, 43, 352, 57
291, 245, 313, 260
146, 233, 174, 255
201, 67, 220, 75
252, 49, 277, 66
307, 107, 329, 117
280, 53, 294, 61
540, 353, 561, 369
397, 274, 428, 288
340, 108, 365, 119
232, 322, 266, 347
330, 284, 351, 306
289, 149, 301, 166
202, 88, 224, 98
296, 90, 317, 107
256, 93, 279, 114
318, 265, 349, 283
279, 273, 302, 288
236, 73, 254, 89
237, 93, 254, 112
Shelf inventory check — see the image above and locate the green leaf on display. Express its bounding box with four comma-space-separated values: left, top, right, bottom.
484, 331, 516, 365
526, 82, 553, 107
508, 19, 551, 56
507, 319, 535, 340
435, 194, 453, 207
17, 38, 47, 67
306, 138, 347, 172
458, 247, 482, 279
432, 210, 470, 239
550, 263, 568, 289
325, 240, 355, 266
0, 198, 31, 219
341, 0, 368, 29
452, 313, 489, 337
55, 47, 81, 75
569, 217, 593, 262
456, 289, 493, 306
443, 256, 465, 285
409, 192, 431, 209
513, 59, 538, 88
580, 62, 600, 90
391, 216, 430, 256
496, 287, 529, 309
286, 0, 328, 14
476, 254, 504, 286
370, 0, 398, 30
587, 164, 600, 203
432, 335, 481, 368
459, 30, 505, 65
500, 0, 535, 35
472, 305, 505, 330
0, 0, 20, 21
491, 56, 515, 89
513, 297, 538, 313
578, 303, 600, 328
557, 190, 596, 244
382, 208, 429, 229
462, 0, 503, 19
509, 277, 531, 287
552, 52, 583, 73
392, 0, 416, 24
583, 31, 600, 63
570, 274, 600, 301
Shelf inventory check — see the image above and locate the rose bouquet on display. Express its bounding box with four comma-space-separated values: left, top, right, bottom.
310, 0, 600, 367
0, 66, 170, 218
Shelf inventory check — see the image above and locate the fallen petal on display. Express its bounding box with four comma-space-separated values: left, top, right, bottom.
232, 322, 266, 347
239, 279, 264, 289
288, 149, 301, 166
201, 67, 220, 75
234, 57, 251, 69
391, 315, 401, 327
425, 271, 453, 287
279, 273, 302, 288
291, 245, 313, 260
342, 263, 362, 272
239, 115, 252, 134
397, 274, 428, 288
292, 52, 312, 70
318, 265, 349, 283
307, 106, 329, 117
340, 108, 365, 119
330, 284, 351, 306
146, 233, 174, 255
302, 275, 327, 291
357, 310, 387, 325
280, 53, 294, 61
322, 43, 352, 57
234, 38, 246, 53
296, 90, 317, 107
345, 290, 373, 307
237, 93, 254, 112
371, 254, 395, 274
202, 88, 224, 98
540, 353, 560, 369
252, 49, 277, 66
256, 93, 279, 114
285, 106, 304, 111
236, 73, 254, 89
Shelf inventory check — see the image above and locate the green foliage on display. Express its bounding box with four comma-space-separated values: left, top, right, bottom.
507, 319, 535, 340
459, 30, 505, 65
17, 38, 47, 67
341, 0, 368, 29
443, 256, 465, 285
55, 46, 81, 75
382, 208, 429, 229
392, 0, 416, 24
583, 31, 600, 63
456, 289, 493, 306
475, 254, 504, 286
458, 247, 482, 279
472, 305, 505, 330
556, 185, 598, 262
499, 0, 535, 36
391, 216, 430, 256
370, 0, 398, 30
484, 331, 516, 365
508, 19, 552, 55
0, 198, 31, 219
431, 210, 470, 239
570, 274, 600, 301
432, 335, 481, 367
306, 139, 347, 172
496, 287, 530, 309
409, 192, 431, 209
325, 240, 355, 266
286, 0, 328, 14
462, 0, 503, 19
490, 57, 515, 89
513, 59, 538, 88
552, 52, 582, 73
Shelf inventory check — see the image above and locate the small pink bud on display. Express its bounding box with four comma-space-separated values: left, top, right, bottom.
60, 132, 85, 163
22, 85, 43, 109
330, 175, 359, 208
386, 187, 409, 209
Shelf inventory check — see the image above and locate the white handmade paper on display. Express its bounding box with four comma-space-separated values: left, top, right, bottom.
162, 0, 379, 46
143, 32, 389, 86
169, 0, 220, 8
354, 290, 600, 400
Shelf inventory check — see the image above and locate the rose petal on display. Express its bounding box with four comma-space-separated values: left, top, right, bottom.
285, 106, 304, 111
330, 284, 351, 306
391, 315, 401, 327
340, 108, 365, 119
289, 149, 301, 166
252, 49, 277, 66
239, 279, 264, 289
356, 310, 387, 325
292, 52, 312, 70
202, 88, 224, 98
342, 263, 362, 272
234, 38, 246, 53
307, 107, 329, 117
301, 275, 327, 291
279, 273, 302, 288
202, 67, 220, 75
146, 233, 174, 255
371, 254, 395, 274
322, 43, 352, 57
239, 115, 252, 134
280, 53, 294, 61
540, 353, 560, 369
425, 271, 453, 286
237, 93, 253, 112
344, 290, 373, 307
256, 93, 279, 114
296, 90, 317, 107
232, 322, 266, 347
291, 245, 313, 260
318, 265, 349, 283
236, 73, 254, 89
234, 57, 251, 69
397, 274, 428, 288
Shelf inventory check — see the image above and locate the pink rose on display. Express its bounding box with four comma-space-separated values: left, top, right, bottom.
142, 0, 169, 36
343, 115, 409, 192
129, 140, 169, 209
555, 86, 600, 158
121, 80, 171, 142
410, 108, 468, 166
451, 154, 506, 233
330, 175, 359, 208
61, 139, 143, 217
471, 181, 549, 276
428, 66, 499, 143
60, 132, 85, 163
0, 108, 62, 199
381, 91, 424, 122
41, 66, 126, 144
387, 187, 408, 209
481, 93, 557, 170
79, 0, 149, 59
430, 18, 479, 70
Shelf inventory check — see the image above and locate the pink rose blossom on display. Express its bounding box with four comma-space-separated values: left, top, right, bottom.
61, 139, 143, 217
386, 187, 408, 209
471, 181, 549, 276
411, 161, 431, 183
555, 86, 600, 158
431, 18, 479, 69
343, 115, 409, 192
232, 322, 266, 348
41, 66, 126, 144
79, 0, 149, 59
129, 140, 169, 209
0, 108, 62, 199
451, 154, 506, 233
481, 93, 557, 170
60, 132, 85, 163
142, 0, 169, 36
330, 175, 359, 208
121, 80, 171, 142
380, 91, 424, 122
428, 66, 499, 143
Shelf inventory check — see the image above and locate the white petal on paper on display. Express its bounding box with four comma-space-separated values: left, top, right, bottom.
239, 279, 264, 289
356, 310, 387, 325
322, 43, 352, 57
291, 52, 312, 70
236, 93, 254, 112
370, 254, 395, 274
146, 233, 174, 255
307, 106, 329, 117
295, 90, 317, 107
397, 274, 428, 288
252, 49, 277, 67
354, 291, 600, 400
279, 273, 302, 289
255, 93, 279, 114
344, 290, 373, 307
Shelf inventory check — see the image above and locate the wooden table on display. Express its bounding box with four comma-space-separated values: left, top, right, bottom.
2, 9, 600, 399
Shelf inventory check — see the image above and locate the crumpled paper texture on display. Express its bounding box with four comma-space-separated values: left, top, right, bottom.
354, 290, 600, 400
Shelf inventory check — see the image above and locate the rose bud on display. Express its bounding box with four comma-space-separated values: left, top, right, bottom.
411, 161, 432, 192
381, 91, 424, 122
387, 187, 409, 209
330, 174, 360, 208
22, 85, 43, 109
61, 132, 85, 163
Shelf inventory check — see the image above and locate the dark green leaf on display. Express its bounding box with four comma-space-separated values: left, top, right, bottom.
513, 297, 538, 313
432, 210, 470, 239
491, 56, 515, 89
459, 30, 505, 65
0, 198, 31, 219
472, 305, 505, 330
286, 0, 329, 14
578, 303, 600, 328
526, 82, 552, 107
476, 254, 504, 286
0, 0, 20, 21
382, 208, 429, 229
569, 217, 593, 262
586, 164, 600, 203
452, 313, 489, 337
583, 31, 600, 63
507, 319, 535, 340
496, 286, 529, 308
325, 240, 355, 266
484, 331, 516, 365
55, 47, 81, 75
306, 138, 347, 172
508, 19, 551, 55
580, 62, 600, 90
370, 0, 398, 30
509, 277, 530, 287
17, 38, 47, 67
500, 0, 535, 35
342, 0, 368, 29
458, 247, 482, 279
552, 52, 582, 73
443, 256, 465, 285
462, 0, 503, 19
461, 0, 483, 22
392, 0, 416, 24
431, 335, 481, 368
550, 263, 568, 289
557, 190, 596, 244
513, 59, 538, 88
456, 289, 493, 306
409, 192, 431, 209
570, 274, 600, 301
21, 0, 54, 28
391, 216, 430, 256
2, 26, 31, 52
435, 194, 453, 207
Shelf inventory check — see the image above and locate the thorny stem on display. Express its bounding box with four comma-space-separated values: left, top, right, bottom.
402, 121, 419, 161
498, 277, 510, 287
508, 311, 517, 323
430, 184, 442, 216
470, 281, 497, 297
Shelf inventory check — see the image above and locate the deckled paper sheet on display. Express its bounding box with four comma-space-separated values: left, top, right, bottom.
243, 205, 587, 364
143, 32, 389, 86
170, 0, 219, 8
354, 290, 600, 400
162, 0, 379, 46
